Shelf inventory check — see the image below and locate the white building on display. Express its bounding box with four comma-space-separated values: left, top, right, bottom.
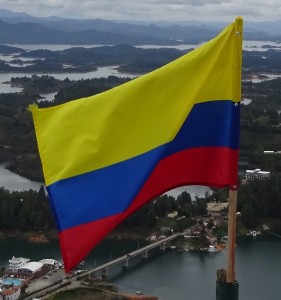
1, 286, 20, 300
39, 259, 62, 269
17, 262, 43, 276
245, 169, 270, 181
7, 257, 44, 280
263, 150, 275, 154
8, 257, 30, 272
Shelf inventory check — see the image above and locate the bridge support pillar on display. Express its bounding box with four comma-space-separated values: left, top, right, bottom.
160, 243, 166, 251
101, 268, 108, 279
142, 250, 149, 259
123, 259, 129, 268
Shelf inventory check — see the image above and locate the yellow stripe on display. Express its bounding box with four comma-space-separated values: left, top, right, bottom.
30, 18, 242, 186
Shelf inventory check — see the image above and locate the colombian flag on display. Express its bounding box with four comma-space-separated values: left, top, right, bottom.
29, 17, 243, 272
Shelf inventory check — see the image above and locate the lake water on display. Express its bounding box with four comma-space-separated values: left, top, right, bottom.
0, 164, 42, 192
0, 237, 144, 269
0, 234, 280, 300
113, 234, 281, 300
4, 40, 281, 51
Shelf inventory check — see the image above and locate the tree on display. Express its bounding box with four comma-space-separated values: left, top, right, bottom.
241, 203, 255, 228
177, 191, 192, 208
153, 195, 176, 217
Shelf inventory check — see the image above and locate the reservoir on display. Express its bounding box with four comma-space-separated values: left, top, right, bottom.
0, 234, 280, 300
113, 234, 281, 300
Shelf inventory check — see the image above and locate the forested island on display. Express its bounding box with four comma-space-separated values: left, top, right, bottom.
0, 44, 184, 74
1, 44, 281, 239
1, 44, 281, 74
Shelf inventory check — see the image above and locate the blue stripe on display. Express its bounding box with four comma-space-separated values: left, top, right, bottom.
167, 100, 239, 153
47, 100, 239, 231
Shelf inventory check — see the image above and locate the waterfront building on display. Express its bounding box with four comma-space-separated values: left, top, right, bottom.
17, 262, 43, 276
8, 257, 30, 272
39, 259, 62, 270
245, 169, 270, 180
6, 258, 46, 281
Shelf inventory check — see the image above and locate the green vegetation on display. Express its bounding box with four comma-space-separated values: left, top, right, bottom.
0, 186, 54, 231
237, 176, 281, 228
213, 224, 228, 239
208, 174, 281, 230
239, 78, 281, 176
119, 192, 206, 234
243, 50, 281, 74
11, 75, 73, 95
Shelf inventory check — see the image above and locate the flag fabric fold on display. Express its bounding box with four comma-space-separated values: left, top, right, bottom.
29, 17, 243, 272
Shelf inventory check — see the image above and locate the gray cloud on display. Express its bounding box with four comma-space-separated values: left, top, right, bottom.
0, 0, 280, 22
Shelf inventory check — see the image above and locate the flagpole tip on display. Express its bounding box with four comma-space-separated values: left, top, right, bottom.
235, 16, 243, 28
27, 103, 38, 112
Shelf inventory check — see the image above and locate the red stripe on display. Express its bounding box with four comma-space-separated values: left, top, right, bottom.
125, 146, 238, 215
60, 146, 238, 272
60, 214, 124, 273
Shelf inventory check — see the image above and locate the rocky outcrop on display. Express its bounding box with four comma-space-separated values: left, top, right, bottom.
25, 233, 49, 243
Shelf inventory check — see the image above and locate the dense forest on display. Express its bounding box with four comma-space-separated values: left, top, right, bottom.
0, 186, 54, 231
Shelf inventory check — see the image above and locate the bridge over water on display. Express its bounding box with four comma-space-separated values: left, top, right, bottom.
23, 233, 181, 299
82, 233, 181, 278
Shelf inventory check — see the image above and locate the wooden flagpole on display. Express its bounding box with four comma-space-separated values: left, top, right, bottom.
226, 188, 238, 283
216, 187, 239, 300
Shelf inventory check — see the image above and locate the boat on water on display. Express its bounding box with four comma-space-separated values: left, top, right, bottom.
208, 245, 217, 253
247, 231, 262, 237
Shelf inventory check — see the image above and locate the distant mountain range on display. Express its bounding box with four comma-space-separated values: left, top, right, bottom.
0, 9, 281, 45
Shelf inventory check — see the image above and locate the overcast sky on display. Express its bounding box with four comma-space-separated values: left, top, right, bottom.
1, 0, 280, 22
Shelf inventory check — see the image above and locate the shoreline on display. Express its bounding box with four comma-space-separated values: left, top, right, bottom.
1, 219, 281, 245
0, 229, 148, 243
